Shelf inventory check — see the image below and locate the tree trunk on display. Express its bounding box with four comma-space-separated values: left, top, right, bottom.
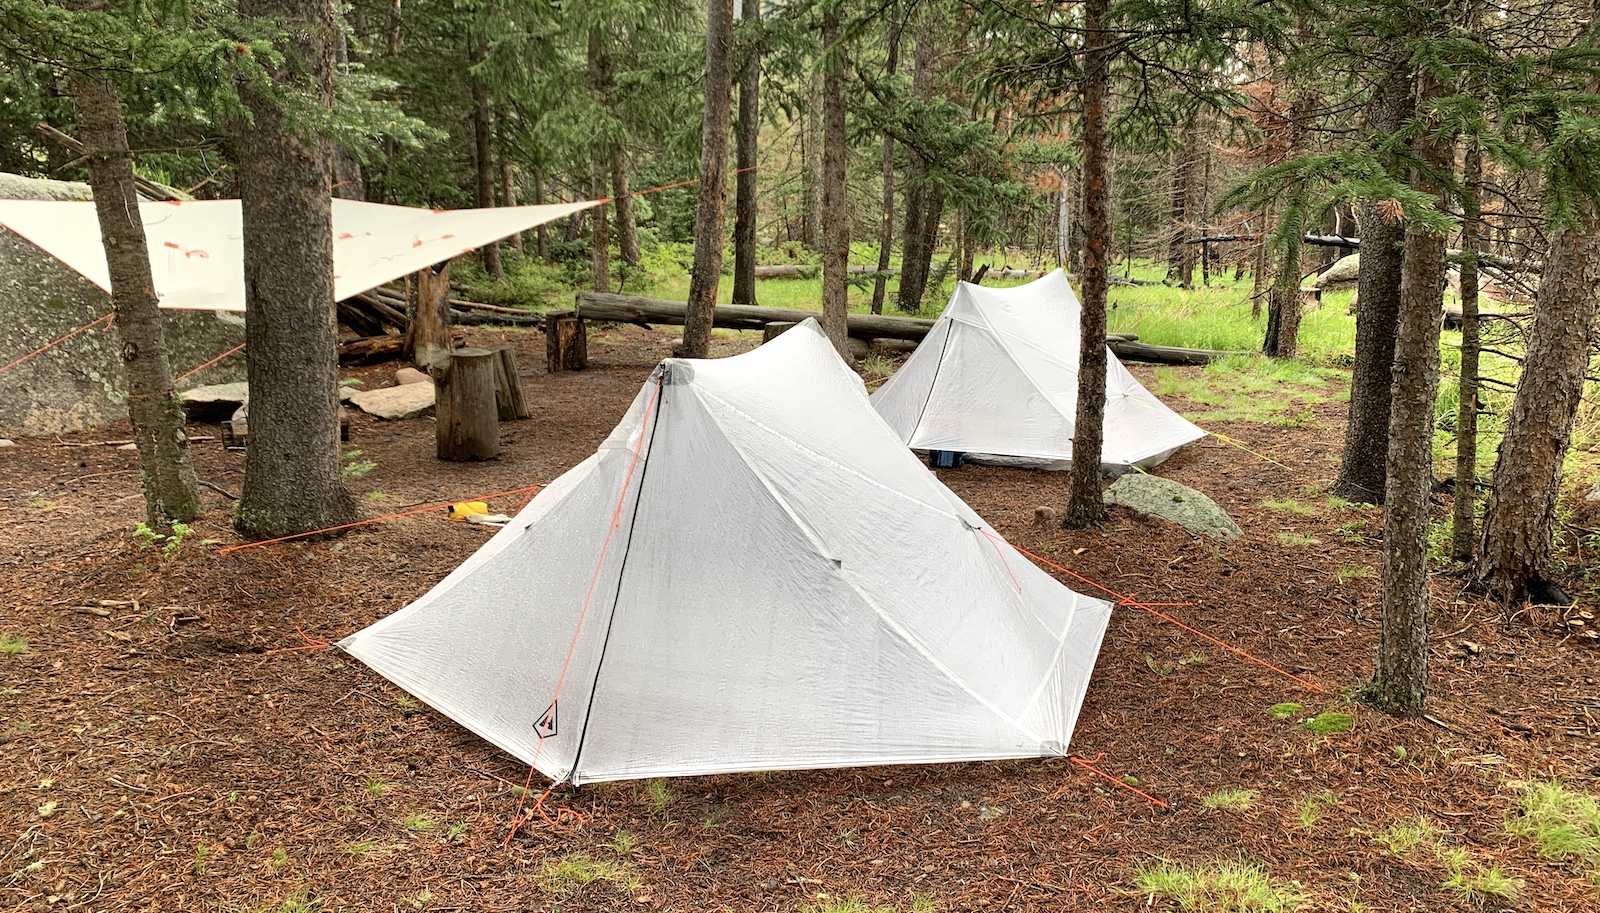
332, 28, 366, 200
406, 261, 453, 369
895, 10, 936, 314
71, 73, 202, 527
731, 0, 762, 306
871, 15, 900, 315
1369, 73, 1449, 718
1062, 0, 1110, 529
498, 120, 522, 252
1265, 219, 1303, 358
234, 0, 360, 540
1332, 67, 1413, 504
532, 163, 550, 261
802, 68, 823, 250
612, 148, 640, 267
435, 347, 499, 461
587, 30, 613, 292
471, 56, 502, 280
1474, 206, 1600, 601
1451, 141, 1482, 563
681, 0, 736, 359
819, 4, 850, 359
1165, 136, 1194, 287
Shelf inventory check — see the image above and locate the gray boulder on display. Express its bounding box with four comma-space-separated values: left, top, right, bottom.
1104, 474, 1241, 542
1312, 253, 1360, 291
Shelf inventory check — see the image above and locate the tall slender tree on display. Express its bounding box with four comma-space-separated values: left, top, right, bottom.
682, 0, 736, 358
1450, 140, 1483, 562
1062, 0, 1110, 528
731, 0, 761, 306
234, 0, 360, 539
71, 70, 202, 527
818, 0, 850, 358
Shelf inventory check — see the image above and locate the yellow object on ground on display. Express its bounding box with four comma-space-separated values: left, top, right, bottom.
448, 501, 490, 521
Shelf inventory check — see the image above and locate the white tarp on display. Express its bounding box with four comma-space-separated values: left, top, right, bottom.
340, 321, 1112, 785
0, 198, 601, 311
871, 270, 1206, 470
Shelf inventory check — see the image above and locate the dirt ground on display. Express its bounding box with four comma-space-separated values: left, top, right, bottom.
2, 324, 1598, 913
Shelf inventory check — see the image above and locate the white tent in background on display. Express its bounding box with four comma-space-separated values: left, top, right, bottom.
871, 270, 1206, 471
0, 198, 601, 312
340, 321, 1112, 785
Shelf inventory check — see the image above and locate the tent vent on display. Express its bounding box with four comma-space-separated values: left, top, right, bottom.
660, 361, 695, 385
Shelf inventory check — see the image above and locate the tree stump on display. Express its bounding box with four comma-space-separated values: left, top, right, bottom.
545, 311, 588, 372
491, 345, 532, 420
406, 259, 455, 370
435, 347, 499, 461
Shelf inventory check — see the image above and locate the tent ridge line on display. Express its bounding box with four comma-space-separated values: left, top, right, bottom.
566, 376, 667, 786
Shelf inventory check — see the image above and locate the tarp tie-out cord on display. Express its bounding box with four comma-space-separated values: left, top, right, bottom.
1068, 753, 1170, 808
0, 311, 115, 374
217, 484, 543, 554
503, 378, 663, 846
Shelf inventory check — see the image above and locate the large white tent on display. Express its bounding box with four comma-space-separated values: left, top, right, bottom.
870, 270, 1206, 470
0, 197, 601, 312
340, 321, 1112, 785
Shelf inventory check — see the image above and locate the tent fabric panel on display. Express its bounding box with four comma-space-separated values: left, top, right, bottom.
868, 318, 953, 444
573, 385, 1057, 782
337, 389, 660, 783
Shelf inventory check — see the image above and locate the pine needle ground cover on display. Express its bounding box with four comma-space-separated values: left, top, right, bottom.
4, 322, 1599, 911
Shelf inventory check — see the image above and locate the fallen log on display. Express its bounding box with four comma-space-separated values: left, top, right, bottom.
753, 264, 885, 280
339, 330, 464, 365
1108, 340, 1230, 366
449, 309, 543, 327
1301, 233, 1535, 274
575, 292, 937, 341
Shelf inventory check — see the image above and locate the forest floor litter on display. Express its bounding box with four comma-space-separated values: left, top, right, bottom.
2, 324, 1598, 912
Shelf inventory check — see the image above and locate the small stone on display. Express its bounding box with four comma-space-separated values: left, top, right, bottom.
1586, 480, 1600, 503
1033, 506, 1057, 523
395, 367, 430, 386
1460, 640, 1483, 655
116, 443, 137, 451
0, 439, 14, 447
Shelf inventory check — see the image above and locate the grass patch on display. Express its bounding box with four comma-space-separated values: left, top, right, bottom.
1263, 499, 1313, 515
1266, 702, 1304, 720
1371, 817, 1442, 856
535, 851, 624, 896
1337, 565, 1372, 583
802, 899, 898, 913
0, 633, 28, 656
1131, 859, 1306, 912
400, 813, 435, 833
1439, 848, 1522, 905
1277, 532, 1322, 547
638, 778, 673, 812
1303, 711, 1353, 735
362, 777, 387, 797
1202, 789, 1255, 812
1505, 780, 1600, 863
1295, 790, 1337, 830
343, 838, 383, 860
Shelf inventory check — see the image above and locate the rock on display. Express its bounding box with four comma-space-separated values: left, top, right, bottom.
179, 382, 249, 421
1033, 506, 1057, 524
1312, 253, 1360, 291
338, 386, 357, 403
0, 439, 13, 447
347, 382, 436, 420
1104, 474, 1241, 542
1584, 480, 1600, 502
117, 443, 137, 451
395, 367, 430, 385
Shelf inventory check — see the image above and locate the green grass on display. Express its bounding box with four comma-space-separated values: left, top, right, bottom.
1337, 565, 1372, 583
1263, 499, 1313, 515
1131, 859, 1306, 912
0, 633, 28, 656
1295, 790, 1338, 830
1202, 789, 1256, 812
343, 838, 383, 860
1439, 848, 1522, 905
1266, 702, 1304, 720
400, 813, 435, 833
639, 778, 673, 812
1277, 532, 1322, 547
1371, 817, 1442, 856
362, 777, 387, 797
1107, 278, 1356, 364
256, 892, 320, 913
535, 851, 624, 896
1303, 711, 1354, 735
1505, 781, 1600, 863
802, 899, 898, 913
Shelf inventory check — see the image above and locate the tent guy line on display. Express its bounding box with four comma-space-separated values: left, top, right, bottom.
0, 311, 113, 374
213, 484, 543, 554
504, 377, 664, 847
996, 532, 1324, 694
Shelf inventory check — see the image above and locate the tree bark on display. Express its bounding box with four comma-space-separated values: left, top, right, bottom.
1062, 0, 1110, 529
435, 347, 499, 461
405, 260, 453, 370
871, 16, 901, 316
332, 28, 365, 200
895, 10, 936, 314
1332, 66, 1414, 504
802, 68, 823, 250
1451, 141, 1482, 562
1370, 73, 1449, 718
681, 0, 736, 358
731, 0, 762, 306
587, 30, 613, 292
612, 148, 640, 267
1474, 206, 1600, 601
471, 51, 502, 280
71, 73, 202, 527
234, 0, 360, 540
1165, 135, 1194, 287
532, 163, 550, 260
498, 120, 522, 252
819, 4, 850, 359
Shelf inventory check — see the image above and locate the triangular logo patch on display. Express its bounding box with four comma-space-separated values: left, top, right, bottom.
534, 700, 558, 739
